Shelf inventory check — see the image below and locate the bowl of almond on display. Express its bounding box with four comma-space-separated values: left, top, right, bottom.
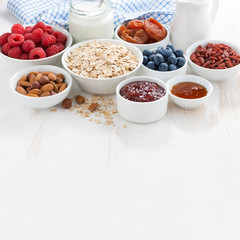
10, 65, 72, 109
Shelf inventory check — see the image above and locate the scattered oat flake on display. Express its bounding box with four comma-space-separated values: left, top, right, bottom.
105, 120, 114, 125
95, 119, 101, 124
123, 124, 127, 128
50, 109, 57, 112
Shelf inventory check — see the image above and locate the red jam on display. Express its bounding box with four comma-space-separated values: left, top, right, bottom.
120, 81, 166, 102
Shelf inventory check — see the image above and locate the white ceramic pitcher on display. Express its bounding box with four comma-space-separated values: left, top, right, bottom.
170, 0, 219, 52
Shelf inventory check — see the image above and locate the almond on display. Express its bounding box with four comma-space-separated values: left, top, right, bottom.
31, 81, 41, 89
29, 74, 36, 84
35, 73, 43, 82
48, 72, 57, 81
19, 80, 31, 88
59, 83, 67, 92
41, 83, 53, 92
55, 77, 63, 83
40, 91, 50, 97
62, 98, 72, 109
39, 75, 49, 85
28, 89, 41, 95
76, 95, 85, 104
56, 82, 64, 89
56, 73, 65, 80
29, 71, 38, 76
27, 93, 38, 97
89, 103, 99, 112
19, 75, 27, 82
50, 81, 58, 92
41, 71, 52, 76
16, 86, 27, 95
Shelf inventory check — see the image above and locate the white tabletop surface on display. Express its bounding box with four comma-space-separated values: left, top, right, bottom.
1, 1, 240, 239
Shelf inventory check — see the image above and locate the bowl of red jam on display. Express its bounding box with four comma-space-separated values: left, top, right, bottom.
116, 76, 168, 123
166, 75, 213, 109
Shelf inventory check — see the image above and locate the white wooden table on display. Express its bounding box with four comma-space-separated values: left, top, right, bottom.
0, 1, 240, 239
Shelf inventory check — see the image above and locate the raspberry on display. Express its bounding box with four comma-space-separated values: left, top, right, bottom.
41, 34, 56, 48
45, 44, 59, 57
8, 34, 24, 46
0, 32, 11, 46
25, 26, 33, 33
22, 40, 36, 53
20, 53, 29, 60
11, 23, 25, 35
32, 21, 47, 32
53, 31, 67, 44
29, 47, 46, 59
56, 42, 65, 52
24, 33, 31, 41
46, 26, 53, 34
1, 43, 12, 55
30, 28, 44, 44
8, 46, 22, 59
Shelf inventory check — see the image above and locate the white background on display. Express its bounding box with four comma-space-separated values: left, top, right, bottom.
1, 0, 240, 239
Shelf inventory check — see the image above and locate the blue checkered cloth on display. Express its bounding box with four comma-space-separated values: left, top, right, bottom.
7, 0, 175, 29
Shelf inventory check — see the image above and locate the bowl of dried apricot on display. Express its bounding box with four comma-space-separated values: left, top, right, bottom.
114, 18, 170, 51
10, 65, 72, 109
186, 40, 240, 81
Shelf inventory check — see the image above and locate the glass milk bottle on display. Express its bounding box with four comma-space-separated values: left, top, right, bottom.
69, 0, 114, 43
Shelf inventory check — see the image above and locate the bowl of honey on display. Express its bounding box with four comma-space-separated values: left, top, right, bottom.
166, 75, 213, 109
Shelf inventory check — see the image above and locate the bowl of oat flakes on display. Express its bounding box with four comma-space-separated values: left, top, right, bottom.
61, 39, 143, 94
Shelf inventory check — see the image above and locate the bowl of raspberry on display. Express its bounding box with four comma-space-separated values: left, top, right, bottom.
0, 22, 72, 70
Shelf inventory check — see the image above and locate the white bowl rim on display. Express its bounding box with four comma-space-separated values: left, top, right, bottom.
0, 24, 72, 62
166, 74, 213, 102
141, 54, 188, 74
61, 38, 143, 81
116, 75, 169, 105
186, 39, 240, 72
114, 23, 170, 47
10, 64, 72, 100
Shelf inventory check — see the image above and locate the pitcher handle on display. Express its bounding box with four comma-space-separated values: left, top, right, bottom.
211, 0, 219, 22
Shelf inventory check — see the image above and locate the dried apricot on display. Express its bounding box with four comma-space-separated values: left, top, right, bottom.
128, 20, 144, 29
121, 29, 149, 44
144, 17, 167, 42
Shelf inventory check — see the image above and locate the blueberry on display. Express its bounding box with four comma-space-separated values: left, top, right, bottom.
168, 64, 177, 71
156, 47, 163, 54
154, 54, 164, 66
149, 54, 155, 62
167, 44, 175, 53
143, 49, 151, 56
167, 54, 177, 65
177, 57, 185, 68
158, 63, 168, 71
147, 61, 156, 70
161, 47, 172, 57
175, 49, 184, 57
143, 56, 148, 65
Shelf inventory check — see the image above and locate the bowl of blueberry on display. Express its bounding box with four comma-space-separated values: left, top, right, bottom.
140, 44, 187, 82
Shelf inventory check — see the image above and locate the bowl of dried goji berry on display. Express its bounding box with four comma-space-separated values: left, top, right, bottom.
0, 22, 72, 71
186, 40, 240, 81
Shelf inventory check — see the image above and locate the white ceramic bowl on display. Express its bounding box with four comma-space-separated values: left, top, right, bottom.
62, 39, 143, 95
10, 65, 72, 109
186, 39, 240, 81
114, 24, 170, 51
139, 54, 188, 82
0, 25, 72, 71
116, 76, 168, 123
166, 75, 213, 109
